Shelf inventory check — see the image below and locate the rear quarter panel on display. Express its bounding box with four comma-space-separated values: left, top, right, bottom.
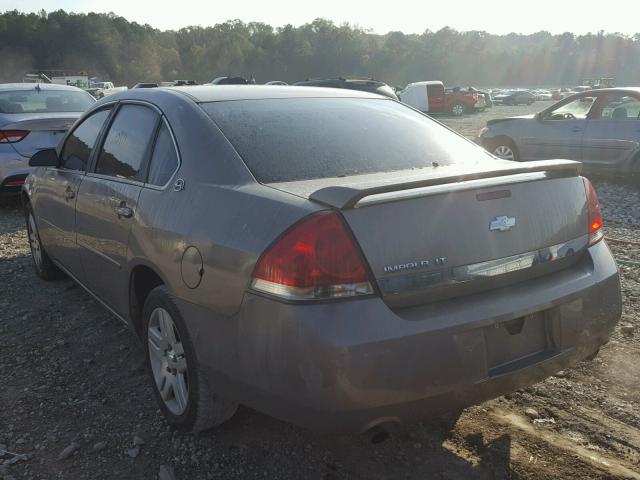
127, 97, 322, 317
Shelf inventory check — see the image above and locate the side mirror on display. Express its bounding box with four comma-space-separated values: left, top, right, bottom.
29, 148, 59, 167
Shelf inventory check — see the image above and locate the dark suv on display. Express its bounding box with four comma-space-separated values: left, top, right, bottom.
295, 78, 398, 100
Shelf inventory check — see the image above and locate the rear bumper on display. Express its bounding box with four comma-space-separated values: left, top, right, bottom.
182, 240, 620, 433
0, 151, 31, 196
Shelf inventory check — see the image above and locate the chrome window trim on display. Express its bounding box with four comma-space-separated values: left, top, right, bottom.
85, 172, 145, 187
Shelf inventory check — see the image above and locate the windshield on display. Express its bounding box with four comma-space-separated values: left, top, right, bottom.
0, 89, 94, 114
203, 97, 485, 183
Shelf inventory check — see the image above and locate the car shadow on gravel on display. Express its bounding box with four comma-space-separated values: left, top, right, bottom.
0, 198, 25, 236
190, 405, 519, 479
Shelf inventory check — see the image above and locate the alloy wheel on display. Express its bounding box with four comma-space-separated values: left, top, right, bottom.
27, 213, 43, 269
493, 145, 515, 161
452, 104, 465, 116
148, 307, 189, 415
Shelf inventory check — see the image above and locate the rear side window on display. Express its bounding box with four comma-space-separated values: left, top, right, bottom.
147, 123, 179, 186
202, 98, 482, 183
95, 104, 158, 181
0, 89, 94, 113
60, 108, 111, 171
599, 94, 640, 121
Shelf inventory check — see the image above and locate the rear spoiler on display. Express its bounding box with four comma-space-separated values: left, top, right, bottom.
309, 159, 582, 209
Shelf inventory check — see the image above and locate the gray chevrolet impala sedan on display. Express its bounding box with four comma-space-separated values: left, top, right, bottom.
22, 86, 621, 434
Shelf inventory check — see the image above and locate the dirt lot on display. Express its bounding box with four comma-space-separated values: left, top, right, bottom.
1, 103, 639, 480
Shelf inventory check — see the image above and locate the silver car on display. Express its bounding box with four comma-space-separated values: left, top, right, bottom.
478, 88, 640, 176
0, 83, 95, 196
23, 86, 621, 434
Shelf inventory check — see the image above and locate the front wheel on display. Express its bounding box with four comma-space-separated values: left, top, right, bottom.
450, 103, 465, 116
24, 203, 64, 280
144, 286, 238, 433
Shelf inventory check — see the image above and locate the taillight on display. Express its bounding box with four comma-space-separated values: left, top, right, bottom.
251, 211, 375, 301
582, 177, 603, 246
0, 130, 29, 143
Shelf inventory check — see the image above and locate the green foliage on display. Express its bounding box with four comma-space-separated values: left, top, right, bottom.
1, 9, 638, 87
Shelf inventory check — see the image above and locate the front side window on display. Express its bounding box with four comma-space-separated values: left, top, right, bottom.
147, 123, 179, 186
95, 105, 158, 181
60, 108, 112, 171
598, 93, 640, 121
426, 84, 443, 96
544, 96, 597, 120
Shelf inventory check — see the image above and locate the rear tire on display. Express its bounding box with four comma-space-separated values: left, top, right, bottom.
143, 286, 238, 433
24, 203, 65, 280
450, 103, 465, 116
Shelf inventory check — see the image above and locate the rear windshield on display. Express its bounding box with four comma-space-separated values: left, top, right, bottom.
202, 98, 484, 183
0, 89, 94, 114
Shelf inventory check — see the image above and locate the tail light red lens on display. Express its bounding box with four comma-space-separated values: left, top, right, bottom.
582, 177, 603, 245
251, 211, 375, 300
0, 130, 29, 143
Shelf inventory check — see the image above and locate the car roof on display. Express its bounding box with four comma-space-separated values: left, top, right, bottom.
0, 83, 87, 92
592, 87, 640, 94
405, 81, 444, 87
155, 85, 383, 102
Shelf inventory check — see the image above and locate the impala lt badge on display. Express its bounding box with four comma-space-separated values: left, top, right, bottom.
490, 216, 516, 232
383, 256, 447, 274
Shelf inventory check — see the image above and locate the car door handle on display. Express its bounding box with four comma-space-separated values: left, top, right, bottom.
64, 187, 75, 200
572, 127, 582, 133
114, 203, 134, 219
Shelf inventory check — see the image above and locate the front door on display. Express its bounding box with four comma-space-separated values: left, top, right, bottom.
36, 107, 113, 280
427, 83, 444, 113
520, 95, 597, 161
75, 103, 159, 315
581, 92, 640, 171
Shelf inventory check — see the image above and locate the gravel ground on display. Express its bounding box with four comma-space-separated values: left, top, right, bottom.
1, 103, 639, 479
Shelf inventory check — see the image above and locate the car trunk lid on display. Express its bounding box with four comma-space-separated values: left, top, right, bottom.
0, 113, 80, 157
269, 159, 589, 308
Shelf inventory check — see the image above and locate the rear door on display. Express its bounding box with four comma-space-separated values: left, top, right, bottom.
75, 103, 160, 315
581, 92, 640, 171
35, 107, 113, 280
520, 95, 596, 160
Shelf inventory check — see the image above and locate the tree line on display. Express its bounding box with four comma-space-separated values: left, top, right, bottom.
1, 9, 639, 88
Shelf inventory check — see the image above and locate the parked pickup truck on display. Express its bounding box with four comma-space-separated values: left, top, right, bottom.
90, 81, 128, 99
398, 81, 482, 116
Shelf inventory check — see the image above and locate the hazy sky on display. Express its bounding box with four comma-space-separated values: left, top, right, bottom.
2, 0, 639, 35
